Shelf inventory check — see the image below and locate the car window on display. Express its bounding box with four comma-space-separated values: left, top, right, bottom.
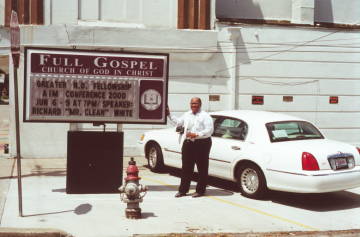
266, 121, 324, 142
212, 117, 248, 141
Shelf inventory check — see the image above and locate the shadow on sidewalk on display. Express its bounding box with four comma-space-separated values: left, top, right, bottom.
22, 203, 92, 217
143, 165, 237, 197
268, 190, 360, 212
143, 164, 360, 211
0, 168, 66, 180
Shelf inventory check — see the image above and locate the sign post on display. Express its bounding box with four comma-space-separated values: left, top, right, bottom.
10, 10, 23, 217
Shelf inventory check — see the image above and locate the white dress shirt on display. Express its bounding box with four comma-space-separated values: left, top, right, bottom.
169, 110, 214, 141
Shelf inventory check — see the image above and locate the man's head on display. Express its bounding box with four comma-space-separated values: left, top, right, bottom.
190, 97, 202, 114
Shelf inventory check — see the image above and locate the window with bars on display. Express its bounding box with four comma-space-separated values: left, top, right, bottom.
4, 0, 44, 26
178, 0, 210, 30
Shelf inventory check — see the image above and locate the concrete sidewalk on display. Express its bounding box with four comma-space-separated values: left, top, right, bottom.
0, 157, 360, 237
0, 158, 15, 225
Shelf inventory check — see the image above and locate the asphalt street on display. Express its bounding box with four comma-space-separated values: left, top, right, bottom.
0, 157, 359, 237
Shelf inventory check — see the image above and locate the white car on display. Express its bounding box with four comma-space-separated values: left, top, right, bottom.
138, 110, 360, 199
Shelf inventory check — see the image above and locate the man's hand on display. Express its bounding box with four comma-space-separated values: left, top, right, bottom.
186, 132, 197, 139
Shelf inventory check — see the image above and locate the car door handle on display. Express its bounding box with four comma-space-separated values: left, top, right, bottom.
231, 146, 241, 150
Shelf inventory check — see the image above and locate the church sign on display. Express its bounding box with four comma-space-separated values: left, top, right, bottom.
24, 48, 169, 124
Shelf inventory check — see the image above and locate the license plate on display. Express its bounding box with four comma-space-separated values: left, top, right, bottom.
334, 158, 348, 169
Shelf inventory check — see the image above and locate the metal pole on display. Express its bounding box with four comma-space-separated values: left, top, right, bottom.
13, 65, 23, 217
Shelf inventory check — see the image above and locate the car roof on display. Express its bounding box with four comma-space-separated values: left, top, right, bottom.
209, 110, 307, 124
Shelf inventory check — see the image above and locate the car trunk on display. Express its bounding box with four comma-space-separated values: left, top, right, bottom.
280, 139, 358, 171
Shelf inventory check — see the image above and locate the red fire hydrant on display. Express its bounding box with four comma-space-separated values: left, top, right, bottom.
119, 157, 147, 219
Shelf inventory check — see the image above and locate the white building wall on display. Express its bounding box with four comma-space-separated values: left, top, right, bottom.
217, 0, 360, 26
314, 0, 360, 25
291, 0, 314, 25
0, 0, 4, 26
79, 0, 99, 21
51, 0, 78, 24
217, 24, 360, 145
216, 0, 292, 21
43, 0, 177, 29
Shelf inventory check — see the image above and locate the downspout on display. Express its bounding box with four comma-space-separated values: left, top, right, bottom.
227, 27, 241, 110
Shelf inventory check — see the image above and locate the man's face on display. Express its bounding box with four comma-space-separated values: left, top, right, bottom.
190, 99, 201, 114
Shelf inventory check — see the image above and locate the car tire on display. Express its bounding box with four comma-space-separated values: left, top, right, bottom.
147, 143, 164, 172
236, 163, 267, 199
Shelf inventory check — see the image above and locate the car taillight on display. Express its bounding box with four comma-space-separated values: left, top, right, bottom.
302, 152, 319, 171
357, 147, 360, 154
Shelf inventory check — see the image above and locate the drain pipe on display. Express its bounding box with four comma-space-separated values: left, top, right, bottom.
227, 27, 241, 110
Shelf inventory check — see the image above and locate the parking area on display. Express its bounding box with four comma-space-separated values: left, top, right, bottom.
0, 157, 360, 237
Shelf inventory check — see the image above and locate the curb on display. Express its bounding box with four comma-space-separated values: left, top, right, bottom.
134, 229, 360, 237
0, 228, 73, 237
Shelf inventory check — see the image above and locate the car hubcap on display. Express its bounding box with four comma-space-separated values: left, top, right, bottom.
149, 147, 157, 168
241, 168, 259, 194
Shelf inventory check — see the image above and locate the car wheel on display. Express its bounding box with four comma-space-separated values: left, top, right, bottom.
147, 143, 164, 172
236, 163, 267, 199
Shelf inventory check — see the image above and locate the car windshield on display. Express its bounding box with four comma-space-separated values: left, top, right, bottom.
266, 121, 324, 142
